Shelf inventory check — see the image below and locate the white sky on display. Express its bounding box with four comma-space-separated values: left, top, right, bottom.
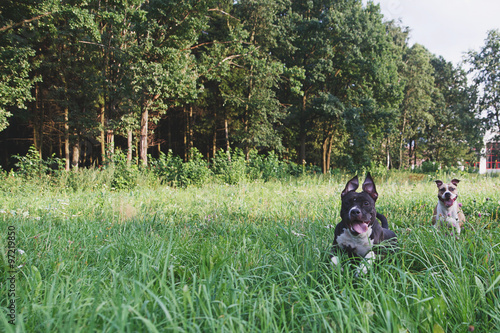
366, 0, 500, 66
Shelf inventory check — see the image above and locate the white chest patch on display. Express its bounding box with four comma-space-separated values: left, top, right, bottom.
336, 227, 373, 258
435, 203, 459, 226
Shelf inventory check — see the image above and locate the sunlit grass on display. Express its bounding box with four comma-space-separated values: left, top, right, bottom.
1, 172, 499, 332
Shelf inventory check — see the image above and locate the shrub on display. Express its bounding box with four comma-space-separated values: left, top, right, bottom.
182, 148, 212, 186
211, 148, 246, 184
363, 161, 390, 179
246, 149, 264, 180
151, 148, 212, 187
108, 150, 140, 190
420, 161, 439, 173
12, 145, 65, 179
150, 150, 184, 186
260, 151, 283, 180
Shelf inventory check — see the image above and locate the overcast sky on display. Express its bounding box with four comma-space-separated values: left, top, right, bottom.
366, 0, 500, 66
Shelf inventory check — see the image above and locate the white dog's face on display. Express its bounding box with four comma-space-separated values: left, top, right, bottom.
435, 179, 459, 207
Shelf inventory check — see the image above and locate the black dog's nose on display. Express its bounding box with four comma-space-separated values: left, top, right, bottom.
444, 192, 451, 199
350, 208, 361, 217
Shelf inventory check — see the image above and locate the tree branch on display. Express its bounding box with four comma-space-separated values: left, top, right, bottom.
207, 8, 240, 21
0, 12, 53, 32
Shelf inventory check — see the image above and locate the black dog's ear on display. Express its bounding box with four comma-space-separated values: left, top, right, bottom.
451, 179, 460, 186
341, 175, 359, 197
362, 172, 378, 201
435, 180, 443, 187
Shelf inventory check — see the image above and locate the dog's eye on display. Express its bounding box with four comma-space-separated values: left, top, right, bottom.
449, 187, 455, 191
439, 188, 445, 192
363, 201, 369, 206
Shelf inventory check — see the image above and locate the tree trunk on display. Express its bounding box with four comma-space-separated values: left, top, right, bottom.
225, 118, 230, 153
386, 137, 391, 169
399, 112, 407, 169
212, 109, 217, 160
127, 129, 133, 165
322, 136, 328, 174
58, 133, 63, 157
183, 106, 187, 161
321, 133, 333, 174
33, 125, 38, 156
106, 127, 114, 159
212, 123, 217, 160
327, 134, 333, 172
413, 139, 417, 168
189, 105, 193, 158
100, 105, 105, 164
71, 139, 79, 170
64, 106, 70, 171
408, 139, 413, 169
139, 105, 148, 166
300, 95, 307, 164
33, 83, 43, 156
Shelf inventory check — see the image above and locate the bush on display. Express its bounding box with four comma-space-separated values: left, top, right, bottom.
13, 145, 65, 179
363, 161, 390, 179
108, 150, 141, 190
420, 161, 439, 173
211, 148, 246, 184
182, 148, 212, 186
151, 148, 211, 187
150, 150, 184, 186
257, 151, 294, 180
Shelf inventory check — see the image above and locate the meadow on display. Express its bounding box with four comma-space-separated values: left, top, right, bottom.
1, 171, 499, 332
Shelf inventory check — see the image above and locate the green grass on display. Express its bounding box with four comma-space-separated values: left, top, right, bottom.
1, 173, 500, 332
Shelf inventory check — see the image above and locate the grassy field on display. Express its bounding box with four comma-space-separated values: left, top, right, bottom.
1, 172, 500, 332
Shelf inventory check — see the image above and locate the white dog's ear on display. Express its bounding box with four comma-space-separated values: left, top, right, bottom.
435, 180, 443, 187
342, 175, 359, 197
451, 179, 460, 186
362, 173, 378, 201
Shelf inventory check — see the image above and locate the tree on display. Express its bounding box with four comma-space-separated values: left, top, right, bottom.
277, 0, 404, 172
39, 3, 101, 170
396, 43, 435, 169
468, 29, 500, 134
423, 57, 482, 167
223, 0, 286, 158
0, 46, 37, 132
131, 0, 211, 165
0, 0, 41, 132
90, 0, 144, 164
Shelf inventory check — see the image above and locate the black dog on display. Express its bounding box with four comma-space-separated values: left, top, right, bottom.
330, 173, 397, 276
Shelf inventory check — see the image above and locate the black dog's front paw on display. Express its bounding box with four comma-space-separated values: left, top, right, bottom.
330, 255, 344, 272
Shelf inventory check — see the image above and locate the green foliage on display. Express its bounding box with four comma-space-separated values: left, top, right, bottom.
12, 145, 65, 179
211, 148, 247, 184
468, 29, 500, 131
362, 160, 390, 179
108, 150, 141, 190
420, 161, 440, 173
182, 148, 212, 186
150, 150, 184, 186
211, 148, 310, 184
0, 46, 39, 131
247, 150, 305, 180
0, 0, 486, 174
151, 148, 211, 187
396, 44, 437, 169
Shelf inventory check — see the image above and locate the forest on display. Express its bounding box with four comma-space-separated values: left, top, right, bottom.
1, 0, 499, 173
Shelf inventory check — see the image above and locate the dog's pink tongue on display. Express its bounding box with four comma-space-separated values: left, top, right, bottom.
445, 199, 454, 207
353, 223, 368, 234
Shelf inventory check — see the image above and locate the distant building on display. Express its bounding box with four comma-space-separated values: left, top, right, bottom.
479, 129, 500, 174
